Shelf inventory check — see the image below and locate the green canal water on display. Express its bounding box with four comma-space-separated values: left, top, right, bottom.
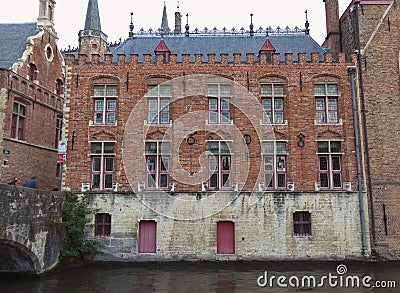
0, 261, 399, 292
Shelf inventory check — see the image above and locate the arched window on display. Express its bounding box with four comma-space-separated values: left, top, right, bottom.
56, 78, 63, 95
28, 63, 37, 81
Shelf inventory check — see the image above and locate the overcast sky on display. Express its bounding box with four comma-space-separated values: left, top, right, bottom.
0, 0, 351, 49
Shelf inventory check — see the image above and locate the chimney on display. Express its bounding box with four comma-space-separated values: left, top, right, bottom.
174, 11, 182, 34
322, 0, 341, 56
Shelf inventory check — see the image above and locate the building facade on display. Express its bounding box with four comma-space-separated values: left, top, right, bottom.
0, 0, 64, 190
323, 0, 400, 259
62, 0, 369, 260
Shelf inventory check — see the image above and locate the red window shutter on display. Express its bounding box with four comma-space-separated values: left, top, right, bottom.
217, 221, 235, 254
138, 220, 157, 253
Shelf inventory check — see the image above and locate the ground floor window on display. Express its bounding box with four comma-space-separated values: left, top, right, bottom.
95, 213, 111, 236
293, 211, 311, 236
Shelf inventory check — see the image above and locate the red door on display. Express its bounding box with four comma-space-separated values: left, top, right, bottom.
217, 221, 235, 254
138, 220, 157, 253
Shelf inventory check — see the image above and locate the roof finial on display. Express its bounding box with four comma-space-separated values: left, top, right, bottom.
161, 1, 169, 36
304, 10, 310, 35
185, 13, 190, 37
129, 12, 134, 37
249, 13, 254, 36
177, 1, 180, 11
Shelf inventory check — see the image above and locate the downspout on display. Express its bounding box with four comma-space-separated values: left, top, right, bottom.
348, 66, 367, 257
354, 2, 376, 246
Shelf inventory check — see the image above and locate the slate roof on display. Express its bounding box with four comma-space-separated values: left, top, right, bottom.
0, 22, 39, 69
110, 34, 326, 63
84, 0, 102, 31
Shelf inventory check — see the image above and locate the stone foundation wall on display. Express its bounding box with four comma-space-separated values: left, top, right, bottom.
86, 191, 369, 261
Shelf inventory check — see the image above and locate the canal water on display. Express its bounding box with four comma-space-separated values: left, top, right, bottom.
0, 261, 398, 292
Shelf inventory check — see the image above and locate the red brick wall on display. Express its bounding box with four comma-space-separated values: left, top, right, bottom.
64, 52, 357, 194
0, 27, 64, 190
340, 2, 400, 258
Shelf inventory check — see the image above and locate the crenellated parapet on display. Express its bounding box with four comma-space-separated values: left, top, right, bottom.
65, 52, 353, 66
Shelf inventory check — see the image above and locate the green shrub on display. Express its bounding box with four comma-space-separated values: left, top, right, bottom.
61, 192, 101, 259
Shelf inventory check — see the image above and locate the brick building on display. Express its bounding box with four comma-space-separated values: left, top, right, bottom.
0, 0, 64, 190
323, 0, 399, 259
62, 0, 369, 260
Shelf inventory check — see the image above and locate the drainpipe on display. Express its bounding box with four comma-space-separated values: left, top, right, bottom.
353, 1, 376, 246
348, 66, 367, 257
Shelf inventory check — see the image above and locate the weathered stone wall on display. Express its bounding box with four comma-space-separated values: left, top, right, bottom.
0, 184, 65, 273
86, 191, 369, 261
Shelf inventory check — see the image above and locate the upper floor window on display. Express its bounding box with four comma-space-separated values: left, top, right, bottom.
28, 63, 37, 81
93, 84, 117, 125
55, 116, 62, 148
317, 141, 342, 189
315, 84, 339, 124
208, 141, 232, 190
145, 141, 170, 189
95, 213, 111, 236
56, 79, 63, 95
262, 141, 287, 189
293, 211, 312, 236
11, 102, 26, 140
146, 85, 171, 124
208, 84, 231, 124
90, 141, 115, 190
261, 84, 284, 124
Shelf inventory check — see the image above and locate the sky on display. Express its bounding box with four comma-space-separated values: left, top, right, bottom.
0, 0, 351, 49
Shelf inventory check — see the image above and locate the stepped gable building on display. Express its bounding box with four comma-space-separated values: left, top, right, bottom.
0, 0, 64, 190
323, 0, 400, 259
63, 0, 370, 261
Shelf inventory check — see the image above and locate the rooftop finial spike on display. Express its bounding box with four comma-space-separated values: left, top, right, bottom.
161, 1, 170, 36
185, 13, 190, 37
304, 10, 310, 35
177, 1, 180, 10
249, 13, 254, 36
129, 12, 134, 37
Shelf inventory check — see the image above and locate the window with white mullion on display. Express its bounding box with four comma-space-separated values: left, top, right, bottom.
262, 141, 287, 189
90, 142, 115, 190
146, 85, 171, 125
261, 84, 284, 124
317, 141, 342, 189
93, 84, 117, 125
208, 84, 231, 124
145, 141, 170, 189
208, 141, 232, 189
315, 84, 338, 124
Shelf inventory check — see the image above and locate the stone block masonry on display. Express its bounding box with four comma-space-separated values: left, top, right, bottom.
87, 191, 369, 261
0, 184, 65, 273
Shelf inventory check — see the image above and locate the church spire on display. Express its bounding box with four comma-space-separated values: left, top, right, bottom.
79, 0, 108, 60
84, 0, 102, 31
161, 1, 170, 35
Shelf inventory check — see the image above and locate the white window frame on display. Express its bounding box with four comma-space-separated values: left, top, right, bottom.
314, 83, 339, 124
145, 141, 171, 190
317, 140, 343, 189
92, 84, 117, 125
262, 140, 287, 189
90, 141, 116, 190
146, 84, 171, 125
261, 84, 285, 124
207, 140, 233, 190
207, 84, 231, 124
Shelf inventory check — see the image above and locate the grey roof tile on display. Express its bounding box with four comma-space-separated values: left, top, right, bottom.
110, 34, 326, 63
0, 22, 39, 69
84, 0, 102, 31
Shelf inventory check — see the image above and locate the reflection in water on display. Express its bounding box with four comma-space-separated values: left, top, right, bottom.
0, 261, 398, 293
